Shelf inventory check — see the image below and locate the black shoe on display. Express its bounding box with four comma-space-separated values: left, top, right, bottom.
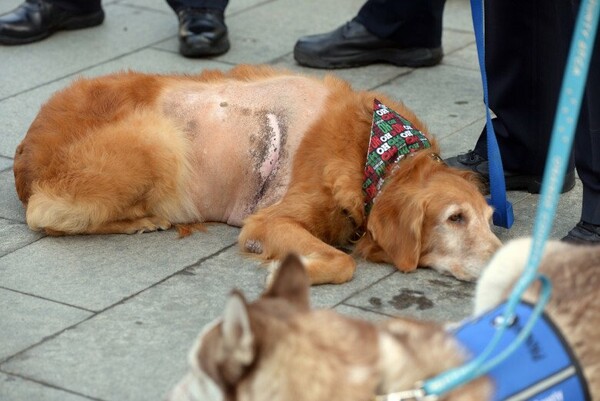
0, 0, 104, 45
446, 150, 576, 194
562, 221, 600, 244
178, 8, 229, 58
293, 19, 443, 69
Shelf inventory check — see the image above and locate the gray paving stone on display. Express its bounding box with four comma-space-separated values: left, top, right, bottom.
0, 219, 44, 257
444, 42, 479, 71
79, 48, 229, 76
377, 65, 483, 139
0, 248, 268, 401
0, 372, 92, 401
0, 170, 24, 223
0, 0, 23, 14
443, 0, 474, 33
441, 29, 477, 60
0, 225, 239, 311
0, 288, 91, 362
0, 81, 65, 159
310, 260, 396, 309
0, 247, 397, 401
437, 116, 484, 151
502, 180, 584, 241
344, 268, 476, 323
1, 3, 175, 99
272, 56, 412, 91
0, 157, 12, 171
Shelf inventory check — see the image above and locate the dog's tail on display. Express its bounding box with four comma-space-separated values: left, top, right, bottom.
23, 111, 196, 234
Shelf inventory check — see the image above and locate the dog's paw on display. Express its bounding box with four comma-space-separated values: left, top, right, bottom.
127, 217, 172, 234
338, 189, 365, 222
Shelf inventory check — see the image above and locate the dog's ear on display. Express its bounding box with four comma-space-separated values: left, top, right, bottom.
363, 187, 425, 273
263, 253, 310, 311
219, 291, 255, 385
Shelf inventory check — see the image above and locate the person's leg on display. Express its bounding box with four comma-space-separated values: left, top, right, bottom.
447, 0, 576, 194
293, 0, 445, 69
0, 0, 104, 45
356, 0, 444, 48
166, 0, 230, 57
51, 0, 101, 13
563, 3, 600, 243
166, 0, 228, 12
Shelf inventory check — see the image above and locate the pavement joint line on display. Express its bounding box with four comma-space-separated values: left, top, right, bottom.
439, 115, 486, 140
0, 36, 178, 103
368, 69, 415, 92
332, 270, 397, 308
146, 45, 236, 68
0, 368, 107, 401
0, 241, 237, 367
174, 240, 238, 271
0, 286, 96, 313
337, 303, 401, 319
355, 36, 479, 93
114, 2, 175, 16
0, 230, 46, 259
445, 27, 476, 35
227, 0, 279, 18
116, 0, 276, 18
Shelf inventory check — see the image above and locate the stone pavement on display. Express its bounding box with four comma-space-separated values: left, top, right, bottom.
0, 0, 584, 400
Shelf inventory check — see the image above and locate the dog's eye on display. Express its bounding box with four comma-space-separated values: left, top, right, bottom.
448, 213, 464, 223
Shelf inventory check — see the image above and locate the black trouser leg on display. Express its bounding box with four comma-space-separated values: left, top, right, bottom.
573, 0, 600, 224
166, 0, 228, 13
473, 0, 574, 176
50, 0, 102, 13
356, 0, 446, 47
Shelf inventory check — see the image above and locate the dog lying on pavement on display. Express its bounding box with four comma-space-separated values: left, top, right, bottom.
168, 238, 598, 400
14, 65, 500, 284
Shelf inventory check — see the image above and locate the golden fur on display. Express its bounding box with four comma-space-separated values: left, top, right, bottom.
169, 239, 600, 401
14, 65, 500, 284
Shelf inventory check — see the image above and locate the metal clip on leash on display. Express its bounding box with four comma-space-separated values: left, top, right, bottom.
386, 0, 600, 399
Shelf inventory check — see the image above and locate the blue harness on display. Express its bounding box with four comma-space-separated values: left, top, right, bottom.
453, 302, 590, 400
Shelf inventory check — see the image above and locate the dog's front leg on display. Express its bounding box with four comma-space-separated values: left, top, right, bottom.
323, 161, 365, 232
239, 213, 356, 285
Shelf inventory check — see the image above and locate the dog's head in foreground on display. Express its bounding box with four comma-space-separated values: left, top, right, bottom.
168, 239, 599, 401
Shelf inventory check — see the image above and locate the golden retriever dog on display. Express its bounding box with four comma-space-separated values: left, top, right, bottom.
168, 239, 599, 401
14, 65, 500, 284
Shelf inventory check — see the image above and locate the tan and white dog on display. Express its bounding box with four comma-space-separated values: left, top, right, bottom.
14, 65, 500, 284
168, 238, 599, 401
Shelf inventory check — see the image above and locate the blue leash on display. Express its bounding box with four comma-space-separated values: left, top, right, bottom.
373, 0, 599, 399
420, 0, 600, 397
470, 0, 513, 229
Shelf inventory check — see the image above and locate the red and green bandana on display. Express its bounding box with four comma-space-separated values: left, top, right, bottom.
362, 99, 431, 213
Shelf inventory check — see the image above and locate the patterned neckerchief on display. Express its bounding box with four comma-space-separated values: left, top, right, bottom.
362, 99, 431, 214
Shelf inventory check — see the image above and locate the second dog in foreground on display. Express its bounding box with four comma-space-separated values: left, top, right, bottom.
14, 65, 500, 284
169, 238, 599, 401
